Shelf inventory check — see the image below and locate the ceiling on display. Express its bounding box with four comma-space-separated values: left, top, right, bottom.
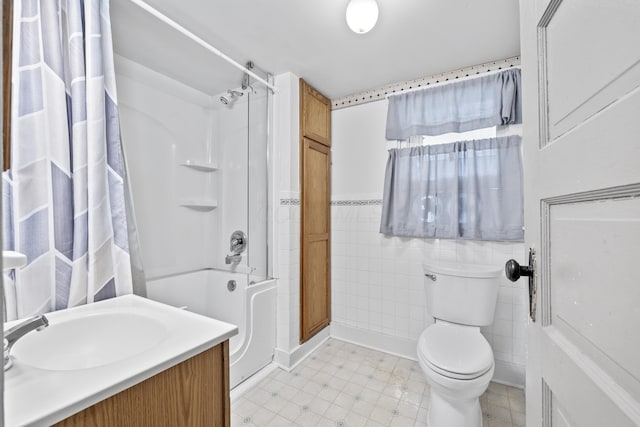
110, 0, 520, 100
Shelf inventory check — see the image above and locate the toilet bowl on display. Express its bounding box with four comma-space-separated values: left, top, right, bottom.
418, 322, 494, 427
418, 261, 501, 427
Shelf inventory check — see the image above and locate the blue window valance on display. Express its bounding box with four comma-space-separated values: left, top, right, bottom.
385, 69, 522, 140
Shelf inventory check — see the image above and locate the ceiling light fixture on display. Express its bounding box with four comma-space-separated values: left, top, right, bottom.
346, 0, 379, 34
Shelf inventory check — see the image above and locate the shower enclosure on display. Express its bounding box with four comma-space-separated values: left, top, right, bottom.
114, 54, 275, 387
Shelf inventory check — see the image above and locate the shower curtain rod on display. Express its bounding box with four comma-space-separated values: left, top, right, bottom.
126, 0, 278, 94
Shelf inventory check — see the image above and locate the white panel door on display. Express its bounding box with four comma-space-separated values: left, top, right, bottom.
519, 0, 640, 426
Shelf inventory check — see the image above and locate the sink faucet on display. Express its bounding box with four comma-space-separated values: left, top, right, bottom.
5, 315, 49, 355
225, 253, 242, 264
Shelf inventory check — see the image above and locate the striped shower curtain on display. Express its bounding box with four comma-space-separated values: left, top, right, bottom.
2, 0, 145, 320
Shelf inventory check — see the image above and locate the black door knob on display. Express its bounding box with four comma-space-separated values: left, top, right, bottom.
505, 259, 532, 282
506, 249, 537, 323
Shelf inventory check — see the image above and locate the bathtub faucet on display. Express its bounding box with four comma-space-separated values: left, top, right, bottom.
225, 253, 242, 264
226, 230, 246, 265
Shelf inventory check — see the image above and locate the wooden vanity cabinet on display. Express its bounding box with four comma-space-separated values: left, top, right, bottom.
53, 341, 230, 427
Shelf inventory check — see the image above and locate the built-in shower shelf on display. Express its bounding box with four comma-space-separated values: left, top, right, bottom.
180, 200, 218, 211
181, 160, 218, 172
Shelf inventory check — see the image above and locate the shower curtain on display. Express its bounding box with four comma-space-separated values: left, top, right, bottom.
2, 0, 145, 320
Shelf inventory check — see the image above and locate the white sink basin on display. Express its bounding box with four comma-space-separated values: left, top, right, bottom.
12, 312, 168, 370
6, 295, 238, 426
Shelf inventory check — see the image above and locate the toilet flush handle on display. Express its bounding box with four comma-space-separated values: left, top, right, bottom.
424, 273, 437, 281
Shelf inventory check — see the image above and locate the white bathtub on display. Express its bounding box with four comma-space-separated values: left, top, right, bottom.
145, 269, 276, 388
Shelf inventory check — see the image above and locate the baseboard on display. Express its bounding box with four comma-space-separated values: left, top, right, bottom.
230, 362, 279, 400
330, 322, 525, 389
273, 326, 330, 371
493, 360, 525, 389
273, 348, 289, 367
330, 322, 418, 360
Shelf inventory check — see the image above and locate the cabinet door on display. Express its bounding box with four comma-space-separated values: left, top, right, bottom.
300, 137, 331, 342
300, 80, 331, 147
54, 342, 230, 426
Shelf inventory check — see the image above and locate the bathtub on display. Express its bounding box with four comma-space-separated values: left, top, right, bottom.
145, 269, 276, 388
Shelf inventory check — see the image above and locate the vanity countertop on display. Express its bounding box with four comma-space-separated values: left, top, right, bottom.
4, 294, 238, 426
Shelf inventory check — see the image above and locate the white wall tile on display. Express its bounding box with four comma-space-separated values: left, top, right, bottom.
493, 319, 513, 337
495, 302, 514, 321
498, 287, 513, 304
330, 202, 526, 376
493, 335, 514, 358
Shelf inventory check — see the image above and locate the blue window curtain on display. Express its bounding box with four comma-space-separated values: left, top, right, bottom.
385, 69, 521, 140
380, 136, 524, 241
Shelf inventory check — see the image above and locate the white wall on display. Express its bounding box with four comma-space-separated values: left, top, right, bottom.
270, 73, 526, 383
274, 72, 300, 358
332, 101, 389, 198
331, 99, 527, 387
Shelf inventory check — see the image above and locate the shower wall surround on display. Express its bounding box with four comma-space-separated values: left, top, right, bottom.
331, 99, 527, 387
116, 55, 268, 280
115, 56, 216, 278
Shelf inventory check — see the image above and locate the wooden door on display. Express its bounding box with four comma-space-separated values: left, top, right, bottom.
300, 80, 331, 343
520, 1, 640, 426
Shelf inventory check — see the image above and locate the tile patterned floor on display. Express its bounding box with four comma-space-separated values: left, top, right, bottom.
232, 339, 525, 427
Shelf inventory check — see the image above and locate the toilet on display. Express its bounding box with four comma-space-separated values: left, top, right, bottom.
417, 261, 502, 427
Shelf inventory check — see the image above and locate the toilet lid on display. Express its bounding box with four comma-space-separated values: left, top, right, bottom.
418, 324, 494, 379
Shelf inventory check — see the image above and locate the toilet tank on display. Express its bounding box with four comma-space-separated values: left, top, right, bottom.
423, 261, 502, 326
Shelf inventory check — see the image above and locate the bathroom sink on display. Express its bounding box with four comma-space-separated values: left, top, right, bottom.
11, 312, 167, 370
5, 295, 238, 426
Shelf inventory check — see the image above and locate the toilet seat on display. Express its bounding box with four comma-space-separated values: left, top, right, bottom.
418, 323, 493, 380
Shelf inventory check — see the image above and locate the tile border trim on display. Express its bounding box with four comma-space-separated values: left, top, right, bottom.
331, 199, 383, 206
279, 199, 383, 206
